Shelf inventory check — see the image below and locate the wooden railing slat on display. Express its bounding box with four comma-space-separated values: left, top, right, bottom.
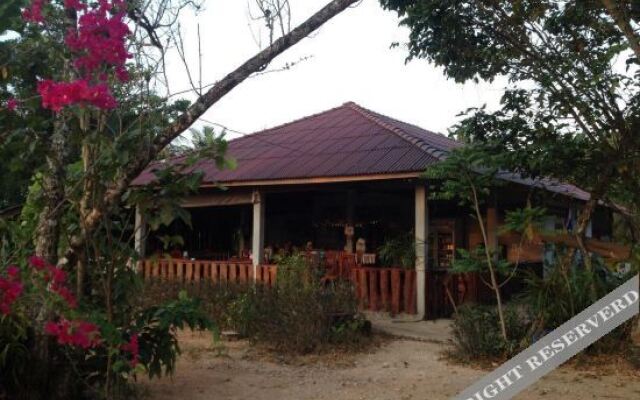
139, 259, 416, 314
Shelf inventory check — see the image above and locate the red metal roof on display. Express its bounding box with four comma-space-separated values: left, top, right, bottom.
132, 102, 589, 201
133, 102, 457, 184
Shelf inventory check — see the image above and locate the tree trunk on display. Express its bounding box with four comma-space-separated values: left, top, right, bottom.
469, 182, 508, 341
601, 0, 640, 61
574, 175, 611, 300
35, 123, 67, 263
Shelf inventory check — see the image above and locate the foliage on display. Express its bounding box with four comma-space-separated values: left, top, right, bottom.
426, 145, 514, 340
521, 252, 639, 354
140, 273, 370, 355
425, 146, 500, 206
452, 246, 510, 276
0, 257, 215, 399
381, 0, 640, 239
1, 0, 357, 397
131, 290, 214, 378
234, 280, 370, 353
378, 232, 416, 269
451, 304, 530, 361
0, 313, 29, 392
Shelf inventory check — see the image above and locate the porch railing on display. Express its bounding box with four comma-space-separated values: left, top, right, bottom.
350, 267, 417, 315
138, 258, 277, 287
139, 258, 418, 314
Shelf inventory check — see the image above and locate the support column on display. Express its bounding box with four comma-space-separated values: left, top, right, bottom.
414, 184, 428, 319
252, 190, 265, 281
344, 189, 356, 254
134, 206, 147, 258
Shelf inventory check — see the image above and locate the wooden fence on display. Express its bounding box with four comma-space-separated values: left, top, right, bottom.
350, 267, 417, 315
138, 258, 277, 287
139, 259, 418, 314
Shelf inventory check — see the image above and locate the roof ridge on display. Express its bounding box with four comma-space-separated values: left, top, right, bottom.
343, 102, 450, 160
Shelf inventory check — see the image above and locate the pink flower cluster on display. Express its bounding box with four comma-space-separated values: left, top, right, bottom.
64, 0, 87, 11
24, 0, 130, 112
0, 266, 23, 315
28, 256, 78, 309
38, 80, 117, 112
22, 0, 47, 23
45, 318, 101, 349
3, 99, 18, 112
121, 333, 140, 366
65, 0, 130, 81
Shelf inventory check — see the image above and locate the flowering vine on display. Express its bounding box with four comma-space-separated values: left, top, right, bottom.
22, 0, 47, 23
121, 332, 140, 367
4, 99, 19, 112
45, 318, 101, 349
22, 0, 131, 112
0, 266, 23, 315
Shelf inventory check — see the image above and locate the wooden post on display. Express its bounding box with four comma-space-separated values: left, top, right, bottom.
415, 184, 428, 318
134, 206, 147, 258
252, 190, 265, 282
344, 189, 356, 254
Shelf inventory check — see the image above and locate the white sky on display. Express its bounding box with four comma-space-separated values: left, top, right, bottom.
166, 0, 506, 139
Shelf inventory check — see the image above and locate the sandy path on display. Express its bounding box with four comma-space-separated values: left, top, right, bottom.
140, 331, 640, 400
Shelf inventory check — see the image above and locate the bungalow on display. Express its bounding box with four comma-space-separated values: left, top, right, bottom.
133, 102, 619, 319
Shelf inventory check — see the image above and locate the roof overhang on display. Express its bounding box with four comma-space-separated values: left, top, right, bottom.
198, 172, 422, 188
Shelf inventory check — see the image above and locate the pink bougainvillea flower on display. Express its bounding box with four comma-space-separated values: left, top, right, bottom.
0, 267, 24, 315
38, 79, 117, 111
52, 286, 78, 309
64, 0, 87, 11
5, 99, 18, 112
48, 266, 67, 286
22, 0, 48, 23
64, 3, 131, 81
28, 256, 48, 270
45, 318, 101, 349
6, 266, 20, 279
121, 333, 140, 367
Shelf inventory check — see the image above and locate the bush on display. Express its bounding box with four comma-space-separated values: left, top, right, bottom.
140, 255, 371, 354
521, 258, 638, 354
0, 257, 215, 400
241, 281, 369, 353
451, 304, 529, 361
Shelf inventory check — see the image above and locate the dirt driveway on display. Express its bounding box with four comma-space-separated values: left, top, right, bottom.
140, 331, 640, 400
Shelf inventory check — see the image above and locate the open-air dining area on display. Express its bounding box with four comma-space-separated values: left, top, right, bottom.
132, 102, 624, 320
137, 183, 428, 315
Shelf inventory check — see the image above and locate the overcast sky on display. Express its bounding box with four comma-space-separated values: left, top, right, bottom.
166, 0, 506, 140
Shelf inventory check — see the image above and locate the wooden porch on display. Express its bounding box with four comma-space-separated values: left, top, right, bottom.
138, 257, 428, 315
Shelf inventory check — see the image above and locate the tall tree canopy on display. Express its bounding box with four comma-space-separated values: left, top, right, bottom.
381, 0, 640, 240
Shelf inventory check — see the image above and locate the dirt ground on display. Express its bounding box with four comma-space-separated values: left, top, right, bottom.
140, 331, 640, 400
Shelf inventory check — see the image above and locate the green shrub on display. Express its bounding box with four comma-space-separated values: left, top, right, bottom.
521, 258, 638, 354
140, 256, 370, 355
0, 314, 29, 396
378, 233, 416, 269
451, 304, 529, 361
228, 279, 368, 354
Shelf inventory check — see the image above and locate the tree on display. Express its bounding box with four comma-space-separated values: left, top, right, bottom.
426, 146, 545, 341
380, 1, 640, 271
0, 1, 359, 396
1, 0, 359, 266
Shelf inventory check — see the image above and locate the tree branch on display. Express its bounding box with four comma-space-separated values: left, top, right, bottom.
601, 0, 640, 61
59, 0, 359, 265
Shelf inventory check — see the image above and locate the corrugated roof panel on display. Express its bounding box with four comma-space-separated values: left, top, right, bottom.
130, 102, 590, 202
